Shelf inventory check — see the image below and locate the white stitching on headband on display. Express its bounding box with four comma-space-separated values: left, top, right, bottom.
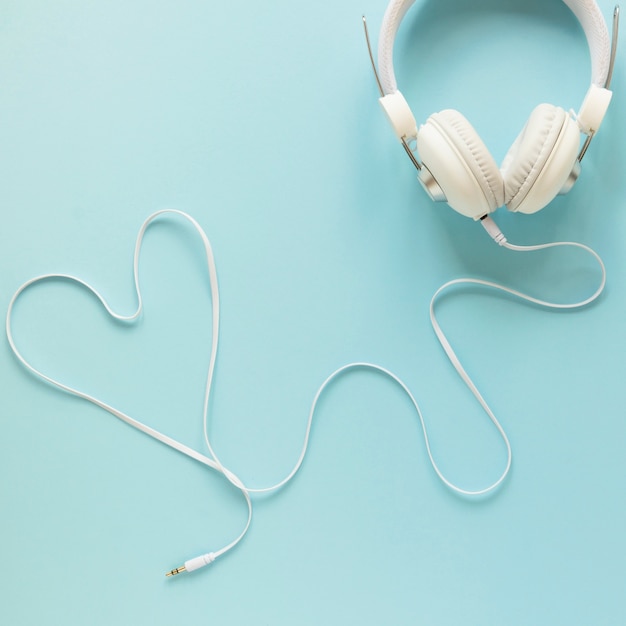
377, 0, 612, 95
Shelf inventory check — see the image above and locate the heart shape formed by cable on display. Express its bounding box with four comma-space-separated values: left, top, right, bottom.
5, 210, 257, 573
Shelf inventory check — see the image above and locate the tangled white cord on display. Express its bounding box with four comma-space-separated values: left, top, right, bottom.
5, 209, 606, 576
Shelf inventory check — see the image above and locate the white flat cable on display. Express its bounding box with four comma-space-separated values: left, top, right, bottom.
5, 209, 606, 576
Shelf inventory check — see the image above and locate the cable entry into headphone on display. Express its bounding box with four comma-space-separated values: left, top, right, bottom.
479, 216, 606, 315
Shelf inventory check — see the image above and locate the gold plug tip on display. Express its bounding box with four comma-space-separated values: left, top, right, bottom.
165, 565, 186, 577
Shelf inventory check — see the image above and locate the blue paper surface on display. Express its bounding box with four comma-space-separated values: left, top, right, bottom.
1, 1, 624, 624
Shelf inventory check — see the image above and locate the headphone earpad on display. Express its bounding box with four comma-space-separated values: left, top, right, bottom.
501, 104, 581, 214
417, 109, 504, 219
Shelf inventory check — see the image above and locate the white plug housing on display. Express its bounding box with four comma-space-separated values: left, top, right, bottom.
184, 553, 215, 573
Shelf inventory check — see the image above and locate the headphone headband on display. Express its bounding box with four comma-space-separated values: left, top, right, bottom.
378, 0, 612, 95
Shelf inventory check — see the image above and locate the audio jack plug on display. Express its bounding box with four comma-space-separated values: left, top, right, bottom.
166, 552, 216, 577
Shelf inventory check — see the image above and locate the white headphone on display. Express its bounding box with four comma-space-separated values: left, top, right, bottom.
374, 0, 616, 219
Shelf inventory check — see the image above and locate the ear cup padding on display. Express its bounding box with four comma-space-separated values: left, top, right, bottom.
502, 104, 581, 214
417, 109, 504, 219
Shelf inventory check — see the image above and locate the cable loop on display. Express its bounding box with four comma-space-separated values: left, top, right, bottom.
5, 210, 606, 566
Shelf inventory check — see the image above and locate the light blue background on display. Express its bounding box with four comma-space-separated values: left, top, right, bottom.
1, 0, 625, 624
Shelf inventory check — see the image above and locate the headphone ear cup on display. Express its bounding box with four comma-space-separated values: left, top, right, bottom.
501, 104, 581, 214
417, 109, 504, 219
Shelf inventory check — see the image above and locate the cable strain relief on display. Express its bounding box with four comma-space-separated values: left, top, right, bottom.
184, 552, 216, 573
480, 215, 507, 246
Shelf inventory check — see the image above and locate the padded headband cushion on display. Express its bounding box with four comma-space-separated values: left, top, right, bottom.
378, 0, 611, 94
417, 109, 504, 218
501, 104, 581, 213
